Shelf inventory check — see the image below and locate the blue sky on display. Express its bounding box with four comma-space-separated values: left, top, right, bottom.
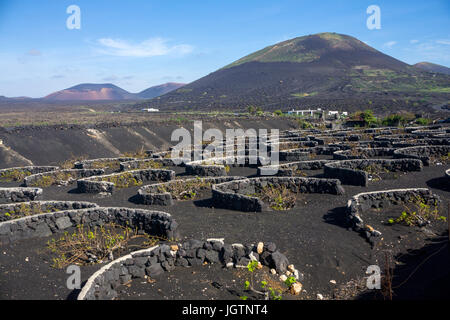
0, 0, 449, 97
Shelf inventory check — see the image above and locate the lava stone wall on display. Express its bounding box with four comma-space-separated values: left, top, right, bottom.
24, 169, 105, 187
77, 169, 175, 194
333, 148, 395, 160
185, 156, 266, 177
393, 145, 450, 165
0, 207, 179, 243
119, 158, 179, 171
278, 150, 311, 161
137, 176, 246, 206
185, 162, 227, 177
258, 160, 334, 176
0, 200, 98, 222
0, 187, 43, 204
74, 157, 135, 169
324, 159, 423, 186
77, 239, 294, 300
212, 177, 345, 212
0, 166, 59, 179
346, 188, 441, 245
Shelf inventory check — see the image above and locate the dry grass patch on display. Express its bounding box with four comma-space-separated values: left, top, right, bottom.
47, 223, 162, 268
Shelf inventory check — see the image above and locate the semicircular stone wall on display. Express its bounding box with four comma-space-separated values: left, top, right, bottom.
77, 239, 298, 300
77, 169, 175, 194
212, 176, 345, 212
324, 158, 423, 186
0, 166, 59, 182
137, 176, 246, 206
0, 200, 98, 222
0, 207, 179, 243
393, 145, 450, 165
24, 169, 105, 187
0, 187, 43, 204
346, 188, 441, 245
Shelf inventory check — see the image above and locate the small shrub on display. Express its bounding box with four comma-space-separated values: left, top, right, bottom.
59, 155, 88, 170
415, 118, 431, 126
30, 172, 76, 187
136, 160, 164, 170
0, 169, 32, 182
273, 110, 283, 116
297, 119, 313, 129
122, 146, 148, 159
91, 160, 121, 171
387, 195, 444, 227
157, 178, 212, 200
240, 261, 283, 300
47, 223, 162, 268
1, 202, 56, 221
101, 172, 143, 189
249, 184, 297, 211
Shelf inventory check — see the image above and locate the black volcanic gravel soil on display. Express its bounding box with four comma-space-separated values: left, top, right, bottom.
0, 237, 102, 300
0, 165, 449, 299
118, 265, 301, 300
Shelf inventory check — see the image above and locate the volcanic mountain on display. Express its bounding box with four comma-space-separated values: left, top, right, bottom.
136, 32, 450, 113
43, 82, 186, 101
137, 82, 185, 99
413, 62, 450, 75
44, 83, 136, 101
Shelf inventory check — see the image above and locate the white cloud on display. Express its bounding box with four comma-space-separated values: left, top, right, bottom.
27, 49, 42, 56
403, 40, 450, 64
410, 40, 419, 44
436, 39, 450, 45
383, 41, 397, 48
96, 37, 193, 57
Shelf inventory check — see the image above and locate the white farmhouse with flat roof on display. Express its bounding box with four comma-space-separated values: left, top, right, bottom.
142, 108, 159, 112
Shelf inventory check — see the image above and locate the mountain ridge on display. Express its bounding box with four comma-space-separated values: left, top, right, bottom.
135, 32, 450, 113
41, 82, 186, 101
413, 62, 450, 75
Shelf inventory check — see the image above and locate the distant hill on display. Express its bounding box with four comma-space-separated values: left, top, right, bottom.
413, 62, 450, 75
0, 95, 32, 101
138, 82, 185, 99
44, 83, 137, 101
42, 82, 185, 101
135, 32, 450, 113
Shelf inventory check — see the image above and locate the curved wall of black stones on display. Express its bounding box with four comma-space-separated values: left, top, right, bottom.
0, 207, 179, 243
212, 177, 345, 212
77, 169, 175, 194
393, 145, 450, 165
74, 157, 136, 169
333, 148, 395, 160
0, 187, 43, 204
324, 159, 423, 186
346, 188, 441, 245
77, 239, 295, 300
24, 169, 105, 187
0, 200, 98, 222
0, 166, 59, 180
258, 160, 334, 176
137, 176, 246, 206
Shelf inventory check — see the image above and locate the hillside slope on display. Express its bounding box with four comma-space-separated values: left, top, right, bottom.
138, 82, 185, 99
44, 83, 138, 101
136, 33, 450, 113
42, 82, 186, 101
413, 62, 450, 75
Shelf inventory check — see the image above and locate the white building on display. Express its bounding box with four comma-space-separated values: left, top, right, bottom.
288, 108, 322, 116
287, 109, 348, 118
142, 108, 159, 112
